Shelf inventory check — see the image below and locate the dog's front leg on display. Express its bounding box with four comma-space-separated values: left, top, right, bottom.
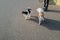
38, 16, 42, 25
28, 13, 31, 19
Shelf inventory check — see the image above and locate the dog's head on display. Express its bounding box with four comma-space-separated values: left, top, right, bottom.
36, 8, 44, 13
27, 8, 32, 13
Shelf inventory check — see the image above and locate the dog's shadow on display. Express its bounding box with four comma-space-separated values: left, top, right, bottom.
28, 16, 60, 31
42, 18, 60, 31
28, 16, 39, 23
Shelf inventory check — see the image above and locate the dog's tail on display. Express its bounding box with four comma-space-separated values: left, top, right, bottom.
22, 11, 24, 14
22, 11, 26, 14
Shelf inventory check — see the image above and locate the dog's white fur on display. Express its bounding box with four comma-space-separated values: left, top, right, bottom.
36, 8, 44, 25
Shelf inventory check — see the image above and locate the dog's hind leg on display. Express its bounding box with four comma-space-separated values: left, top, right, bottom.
28, 13, 31, 19
25, 15, 28, 20
23, 14, 27, 20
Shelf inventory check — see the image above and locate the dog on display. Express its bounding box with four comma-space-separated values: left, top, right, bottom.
36, 8, 45, 25
22, 8, 32, 20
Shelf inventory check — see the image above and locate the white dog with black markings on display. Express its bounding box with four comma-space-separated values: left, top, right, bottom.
36, 8, 45, 25
22, 8, 32, 20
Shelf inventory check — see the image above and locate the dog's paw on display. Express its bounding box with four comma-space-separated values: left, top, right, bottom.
25, 19, 27, 20
39, 22, 41, 25
25, 18, 27, 20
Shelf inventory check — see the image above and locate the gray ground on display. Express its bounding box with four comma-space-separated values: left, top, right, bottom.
0, 0, 60, 40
